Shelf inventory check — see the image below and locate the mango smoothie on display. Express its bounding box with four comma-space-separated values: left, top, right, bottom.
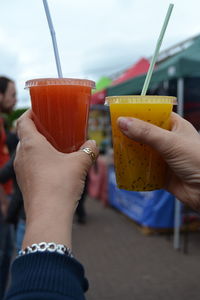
105, 96, 177, 191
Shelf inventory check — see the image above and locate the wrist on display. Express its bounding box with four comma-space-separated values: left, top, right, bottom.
25, 193, 76, 221
19, 242, 73, 258
23, 207, 74, 250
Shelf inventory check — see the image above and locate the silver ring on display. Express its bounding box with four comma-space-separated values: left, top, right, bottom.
81, 147, 96, 162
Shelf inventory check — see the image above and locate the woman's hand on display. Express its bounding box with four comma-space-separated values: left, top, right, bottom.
14, 109, 98, 249
118, 112, 200, 211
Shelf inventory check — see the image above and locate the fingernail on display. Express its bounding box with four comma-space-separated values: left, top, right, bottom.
118, 117, 132, 131
89, 140, 97, 147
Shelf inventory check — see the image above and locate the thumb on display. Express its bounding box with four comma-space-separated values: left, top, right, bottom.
117, 117, 175, 158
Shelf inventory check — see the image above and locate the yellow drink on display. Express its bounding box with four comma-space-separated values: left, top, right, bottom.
105, 96, 177, 191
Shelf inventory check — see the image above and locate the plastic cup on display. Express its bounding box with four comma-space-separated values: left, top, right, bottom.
105, 95, 177, 191
25, 78, 95, 153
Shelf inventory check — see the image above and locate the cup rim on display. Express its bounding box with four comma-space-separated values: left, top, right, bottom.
25, 78, 96, 89
105, 95, 177, 105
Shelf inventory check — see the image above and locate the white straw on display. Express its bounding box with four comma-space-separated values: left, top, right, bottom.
42, 0, 63, 78
141, 3, 174, 95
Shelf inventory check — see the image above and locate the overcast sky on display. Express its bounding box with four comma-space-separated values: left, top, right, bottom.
0, 0, 200, 107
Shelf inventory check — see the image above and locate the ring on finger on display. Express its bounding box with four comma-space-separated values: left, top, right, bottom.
81, 147, 96, 163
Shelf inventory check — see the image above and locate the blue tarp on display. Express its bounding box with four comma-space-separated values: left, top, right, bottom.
108, 166, 176, 228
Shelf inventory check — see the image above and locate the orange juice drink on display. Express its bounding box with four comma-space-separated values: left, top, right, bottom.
25, 78, 95, 153
105, 96, 177, 191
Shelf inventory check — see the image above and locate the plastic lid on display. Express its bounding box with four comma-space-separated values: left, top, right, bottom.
105, 95, 177, 105
25, 78, 95, 89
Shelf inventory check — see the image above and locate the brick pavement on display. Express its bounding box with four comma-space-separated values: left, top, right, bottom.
72, 197, 200, 300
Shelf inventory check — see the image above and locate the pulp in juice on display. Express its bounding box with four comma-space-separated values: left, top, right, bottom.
29, 81, 92, 153
109, 101, 173, 191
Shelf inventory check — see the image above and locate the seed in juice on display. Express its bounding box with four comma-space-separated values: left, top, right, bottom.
110, 101, 173, 191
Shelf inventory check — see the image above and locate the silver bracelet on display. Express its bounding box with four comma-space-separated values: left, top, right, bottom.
18, 242, 73, 258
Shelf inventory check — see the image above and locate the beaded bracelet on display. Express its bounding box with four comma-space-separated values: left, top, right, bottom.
18, 242, 73, 258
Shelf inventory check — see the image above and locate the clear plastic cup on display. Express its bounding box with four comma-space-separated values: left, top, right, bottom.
105, 95, 177, 191
25, 78, 95, 153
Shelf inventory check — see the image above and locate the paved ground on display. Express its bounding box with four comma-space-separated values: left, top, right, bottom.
72, 197, 200, 300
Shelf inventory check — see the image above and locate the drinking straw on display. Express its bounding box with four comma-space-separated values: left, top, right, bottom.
141, 3, 174, 95
42, 0, 63, 78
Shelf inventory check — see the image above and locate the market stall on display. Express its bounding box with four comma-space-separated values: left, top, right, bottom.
108, 166, 175, 229
88, 35, 200, 245
106, 34, 200, 247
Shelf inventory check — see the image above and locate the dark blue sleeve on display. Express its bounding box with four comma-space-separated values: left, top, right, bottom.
0, 153, 15, 183
4, 252, 89, 300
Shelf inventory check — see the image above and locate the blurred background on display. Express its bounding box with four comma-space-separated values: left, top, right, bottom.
0, 0, 200, 107
1, 1, 200, 299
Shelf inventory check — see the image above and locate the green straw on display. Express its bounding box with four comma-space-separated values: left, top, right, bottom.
141, 3, 174, 95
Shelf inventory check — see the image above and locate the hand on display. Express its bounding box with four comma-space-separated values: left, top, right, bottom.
118, 112, 200, 211
14, 109, 98, 249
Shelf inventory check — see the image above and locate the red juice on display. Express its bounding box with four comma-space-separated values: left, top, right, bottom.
25, 78, 95, 153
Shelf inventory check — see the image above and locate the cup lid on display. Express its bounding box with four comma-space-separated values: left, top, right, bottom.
25, 78, 96, 89
105, 95, 177, 105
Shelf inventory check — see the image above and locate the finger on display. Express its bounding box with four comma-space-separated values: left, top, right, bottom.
117, 116, 175, 156
17, 109, 42, 141
79, 140, 99, 167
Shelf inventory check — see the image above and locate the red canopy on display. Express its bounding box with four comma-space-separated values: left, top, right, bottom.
91, 58, 150, 105
91, 89, 106, 105
111, 58, 150, 86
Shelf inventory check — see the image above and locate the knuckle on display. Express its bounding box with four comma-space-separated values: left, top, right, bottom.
20, 137, 29, 148
21, 137, 34, 151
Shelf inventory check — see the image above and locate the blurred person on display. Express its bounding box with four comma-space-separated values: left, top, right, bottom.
4, 110, 200, 299
0, 76, 16, 203
0, 118, 25, 253
0, 76, 17, 299
5, 124, 19, 156
3, 120, 25, 250
0, 152, 25, 252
